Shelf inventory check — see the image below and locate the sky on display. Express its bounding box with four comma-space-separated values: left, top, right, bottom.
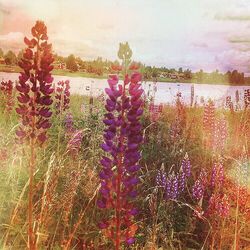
0, 0, 250, 73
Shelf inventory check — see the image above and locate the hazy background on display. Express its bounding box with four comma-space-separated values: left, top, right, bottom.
0, 0, 250, 73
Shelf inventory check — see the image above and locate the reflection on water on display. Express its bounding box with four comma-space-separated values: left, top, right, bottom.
1, 72, 249, 107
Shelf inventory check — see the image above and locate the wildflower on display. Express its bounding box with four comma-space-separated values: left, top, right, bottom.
55, 80, 70, 113
64, 112, 74, 135
244, 89, 250, 108
98, 44, 143, 248
213, 118, 228, 151
156, 169, 167, 188
203, 99, 215, 134
0, 80, 14, 114
192, 170, 207, 201
16, 20, 54, 145
15, 20, 54, 249
207, 194, 230, 218
210, 161, 224, 189
181, 153, 191, 178
149, 102, 163, 122
164, 173, 179, 200
66, 129, 84, 158
192, 179, 204, 201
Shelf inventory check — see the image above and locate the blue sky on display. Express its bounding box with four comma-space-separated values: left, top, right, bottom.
0, 0, 250, 73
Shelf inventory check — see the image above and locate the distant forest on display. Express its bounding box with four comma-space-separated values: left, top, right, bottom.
0, 47, 248, 85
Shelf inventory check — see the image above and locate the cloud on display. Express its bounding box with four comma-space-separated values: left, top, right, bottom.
214, 49, 250, 72
215, 14, 250, 21
0, 32, 24, 53
192, 42, 208, 48
229, 38, 250, 44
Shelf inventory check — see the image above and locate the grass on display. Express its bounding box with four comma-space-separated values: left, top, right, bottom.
0, 86, 250, 249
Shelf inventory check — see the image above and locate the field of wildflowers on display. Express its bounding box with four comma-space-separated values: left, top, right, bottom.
0, 21, 250, 250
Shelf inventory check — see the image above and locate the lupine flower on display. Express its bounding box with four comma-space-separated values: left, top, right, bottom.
171, 174, 179, 199
225, 96, 233, 111
98, 48, 143, 247
55, 80, 70, 113
178, 171, 186, 193
210, 161, 224, 189
0, 80, 14, 114
66, 129, 84, 158
164, 173, 179, 200
244, 89, 250, 108
149, 102, 163, 122
203, 100, 215, 148
213, 118, 228, 151
207, 194, 230, 218
156, 168, 167, 187
181, 153, 191, 178
192, 179, 205, 201
178, 153, 191, 193
15, 20, 54, 249
169, 117, 182, 141
16, 21, 54, 145
203, 100, 215, 134
64, 112, 74, 135
192, 170, 207, 201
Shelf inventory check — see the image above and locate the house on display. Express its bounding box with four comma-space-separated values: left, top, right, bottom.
53, 61, 66, 70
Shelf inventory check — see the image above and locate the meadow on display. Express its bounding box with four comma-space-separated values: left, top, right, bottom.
0, 21, 250, 250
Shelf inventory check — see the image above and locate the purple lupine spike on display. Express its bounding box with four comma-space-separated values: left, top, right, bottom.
217, 161, 224, 186
181, 153, 191, 177
171, 174, 179, 199
178, 171, 186, 193
211, 164, 217, 188
66, 129, 84, 158
98, 60, 143, 247
64, 113, 74, 135
156, 168, 167, 188
55, 80, 70, 113
192, 179, 204, 201
164, 177, 172, 200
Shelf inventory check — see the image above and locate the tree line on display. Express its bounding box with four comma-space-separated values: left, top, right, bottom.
0, 47, 248, 85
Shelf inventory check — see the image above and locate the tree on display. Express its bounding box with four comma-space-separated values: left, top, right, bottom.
66, 54, 78, 72
4, 50, 17, 65
17, 49, 24, 63
0, 48, 4, 58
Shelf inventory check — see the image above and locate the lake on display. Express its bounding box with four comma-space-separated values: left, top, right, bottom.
1, 72, 249, 107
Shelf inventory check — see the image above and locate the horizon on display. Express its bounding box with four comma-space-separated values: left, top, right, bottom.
0, 0, 250, 74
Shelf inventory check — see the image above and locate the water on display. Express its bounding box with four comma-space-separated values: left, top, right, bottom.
1, 72, 249, 107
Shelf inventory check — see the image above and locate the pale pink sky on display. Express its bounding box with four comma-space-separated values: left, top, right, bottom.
1, 0, 250, 73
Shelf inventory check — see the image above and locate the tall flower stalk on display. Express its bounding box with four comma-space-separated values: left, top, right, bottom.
0, 80, 14, 115
15, 21, 54, 250
98, 43, 143, 249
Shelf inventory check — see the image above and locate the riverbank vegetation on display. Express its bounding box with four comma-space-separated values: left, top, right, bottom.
0, 47, 249, 86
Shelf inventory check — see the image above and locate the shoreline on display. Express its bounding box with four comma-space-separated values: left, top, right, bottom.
0, 67, 250, 87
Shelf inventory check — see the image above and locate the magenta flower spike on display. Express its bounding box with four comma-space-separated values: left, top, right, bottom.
98, 44, 143, 249
15, 21, 54, 249
16, 21, 54, 146
0, 80, 14, 114
55, 80, 70, 113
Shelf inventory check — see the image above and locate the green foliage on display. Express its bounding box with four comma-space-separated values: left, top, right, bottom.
4, 50, 17, 65
66, 54, 78, 72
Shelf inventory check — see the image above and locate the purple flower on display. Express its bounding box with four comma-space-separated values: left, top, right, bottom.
181, 153, 191, 177
98, 64, 143, 247
156, 169, 167, 187
16, 21, 54, 145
